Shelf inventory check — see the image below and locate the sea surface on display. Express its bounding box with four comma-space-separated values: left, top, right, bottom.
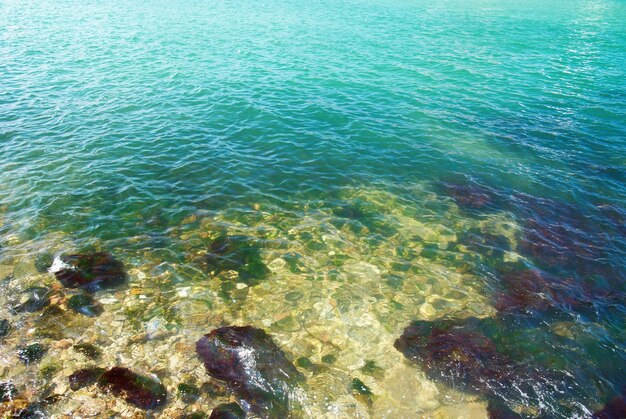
1, 0, 625, 417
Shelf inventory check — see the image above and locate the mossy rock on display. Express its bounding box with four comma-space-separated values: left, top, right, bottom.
17, 343, 48, 365
177, 383, 200, 404
67, 294, 104, 317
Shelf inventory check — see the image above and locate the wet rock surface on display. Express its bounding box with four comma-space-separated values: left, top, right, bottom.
73, 343, 102, 360
69, 367, 106, 391
209, 402, 246, 419
10, 286, 51, 314
395, 316, 578, 416
67, 294, 104, 317
51, 252, 127, 292
34, 252, 54, 273
196, 326, 304, 417
97, 367, 167, 410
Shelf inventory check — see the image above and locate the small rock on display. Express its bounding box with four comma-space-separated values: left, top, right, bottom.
73, 343, 102, 360
177, 383, 200, 404
209, 402, 245, 419
351, 378, 373, 406
360, 360, 385, 380
97, 367, 167, 410
296, 357, 315, 370
17, 343, 48, 365
321, 354, 337, 364
69, 368, 106, 391
11, 287, 51, 313
67, 294, 103, 317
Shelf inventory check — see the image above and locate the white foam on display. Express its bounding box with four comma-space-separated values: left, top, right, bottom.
48, 256, 74, 273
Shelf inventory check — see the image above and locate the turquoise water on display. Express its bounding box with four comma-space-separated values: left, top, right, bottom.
1, 0, 625, 417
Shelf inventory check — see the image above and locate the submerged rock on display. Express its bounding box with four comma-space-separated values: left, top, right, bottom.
443, 182, 496, 210
69, 368, 106, 391
495, 269, 559, 313
351, 378, 373, 407
209, 402, 245, 419
201, 236, 269, 285
97, 367, 167, 410
196, 326, 304, 418
50, 252, 126, 292
34, 252, 54, 273
514, 194, 603, 272
394, 317, 574, 416
17, 343, 48, 365
10, 286, 51, 314
0, 319, 10, 338
593, 389, 626, 419
177, 383, 200, 404
73, 343, 102, 360
67, 294, 103, 317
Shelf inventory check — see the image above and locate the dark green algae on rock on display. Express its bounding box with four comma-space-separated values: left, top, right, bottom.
196, 325, 304, 418
200, 236, 270, 285
67, 294, 104, 317
17, 343, 48, 365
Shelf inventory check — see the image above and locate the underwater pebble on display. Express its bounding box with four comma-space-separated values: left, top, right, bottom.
72, 343, 102, 360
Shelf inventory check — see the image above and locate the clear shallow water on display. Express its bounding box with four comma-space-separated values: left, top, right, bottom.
0, 0, 625, 417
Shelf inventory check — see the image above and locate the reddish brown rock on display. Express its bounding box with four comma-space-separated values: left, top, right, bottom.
196, 326, 303, 418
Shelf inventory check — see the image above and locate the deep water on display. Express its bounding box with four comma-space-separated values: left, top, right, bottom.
1, 0, 625, 417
